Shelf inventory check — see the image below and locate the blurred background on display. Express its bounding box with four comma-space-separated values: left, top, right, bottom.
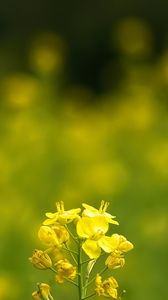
0, 1, 168, 300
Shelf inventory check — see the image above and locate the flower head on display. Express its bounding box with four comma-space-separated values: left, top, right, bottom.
29, 249, 52, 269
55, 258, 76, 283
105, 251, 125, 269
82, 201, 119, 225
105, 234, 134, 269
38, 224, 69, 248
32, 283, 53, 300
43, 201, 81, 225
95, 274, 118, 299
76, 216, 109, 259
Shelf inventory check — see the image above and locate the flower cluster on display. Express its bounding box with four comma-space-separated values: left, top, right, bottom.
29, 201, 133, 300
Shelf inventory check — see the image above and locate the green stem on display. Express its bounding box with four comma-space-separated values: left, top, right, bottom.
64, 277, 79, 287
81, 258, 92, 265
50, 267, 78, 287
84, 266, 108, 289
82, 292, 96, 300
64, 244, 78, 265
84, 260, 95, 297
65, 225, 79, 244
78, 240, 83, 300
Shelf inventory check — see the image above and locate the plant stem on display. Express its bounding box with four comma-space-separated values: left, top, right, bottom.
82, 292, 96, 300
81, 258, 92, 265
64, 244, 78, 265
84, 266, 108, 289
50, 267, 78, 287
65, 225, 79, 244
83, 260, 95, 297
78, 240, 83, 300
64, 245, 78, 255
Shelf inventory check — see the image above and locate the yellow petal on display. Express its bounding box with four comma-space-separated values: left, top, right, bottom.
82, 240, 101, 259
76, 216, 109, 239
76, 217, 92, 238
119, 241, 134, 252
82, 203, 98, 217
98, 235, 119, 253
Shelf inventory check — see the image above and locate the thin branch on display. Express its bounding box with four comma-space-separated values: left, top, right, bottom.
65, 225, 79, 244
64, 277, 79, 287
49, 267, 78, 287
64, 243, 78, 265
83, 266, 108, 289
81, 258, 92, 265
82, 292, 96, 300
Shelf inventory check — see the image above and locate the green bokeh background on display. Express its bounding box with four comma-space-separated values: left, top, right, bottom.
0, 1, 168, 300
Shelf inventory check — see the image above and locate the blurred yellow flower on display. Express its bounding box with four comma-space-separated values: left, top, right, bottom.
32, 291, 42, 300
95, 274, 118, 299
82, 201, 119, 225
38, 224, 69, 247
55, 259, 76, 283
32, 283, 52, 300
105, 251, 125, 269
43, 201, 81, 225
29, 33, 66, 74
105, 234, 133, 269
114, 18, 153, 57
29, 249, 52, 269
3, 73, 39, 108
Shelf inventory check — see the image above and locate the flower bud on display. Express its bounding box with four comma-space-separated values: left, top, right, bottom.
105, 251, 125, 269
39, 283, 51, 300
32, 291, 42, 300
32, 283, 52, 300
29, 250, 52, 269
55, 258, 76, 283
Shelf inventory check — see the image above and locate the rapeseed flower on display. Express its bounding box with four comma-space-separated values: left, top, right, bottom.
55, 259, 76, 283
105, 251, 125, 269
38, 224, 69, 248
43, 201, 81, 225
29, 249, 52, 269
82, 201, 119, 225
32, 283, 53, 300
95, 274, 118, 299
105, 234, 134, 269
77, 216, 116, 258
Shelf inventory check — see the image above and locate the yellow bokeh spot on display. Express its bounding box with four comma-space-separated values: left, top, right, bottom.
114, 18, 153, 57
3, 73, 39, 108
29, 33, 66, 74
147, 140, 168, 177
0, 274, 20, 299
82, 161, 128, 195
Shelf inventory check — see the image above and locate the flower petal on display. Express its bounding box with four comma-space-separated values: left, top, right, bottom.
98, 235, 119, 253
82, 240, 101, 259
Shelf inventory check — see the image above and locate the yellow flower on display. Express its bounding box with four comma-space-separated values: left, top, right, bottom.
43, 201, 81, 225
38, 224, 69, 247
55, 259, 76, 283
109, 234, 134, 252
82, 201, 119, 225
105, 234, 133, 269
105, 251, 125, 269
32, 283, 52, 300
116, 234, 134, 252
39, 283, 52, 300
76, 216, 110, 259
99, 233, 134, 254
29, 249, 52, 269
32, 291, 42, 300
95, 274, 118, 299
